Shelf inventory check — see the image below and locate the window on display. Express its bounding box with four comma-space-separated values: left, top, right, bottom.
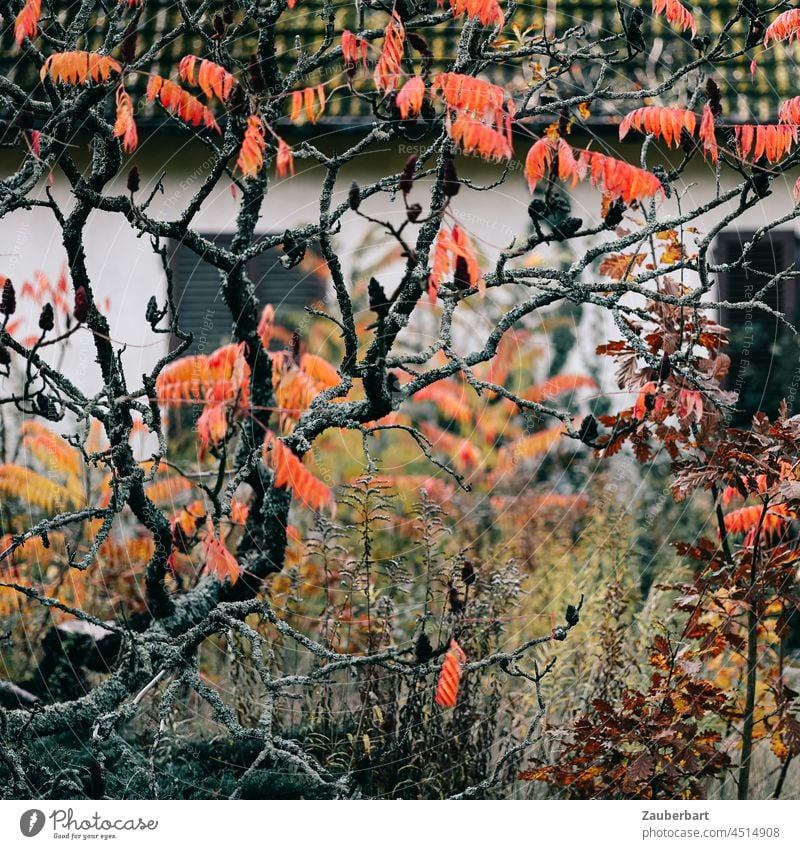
714, 230, 800, 425
167, 234, 327, 354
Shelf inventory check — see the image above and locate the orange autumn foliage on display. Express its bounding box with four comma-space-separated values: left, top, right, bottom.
587, 151, 664, 204
428, 224, 482, 301
396, 76, 426, 119
14, 0, 41, 45
263, 432, 332, 512
449, 114, 513, 161
276, 137, 294, 178
734, 125, 797, 163
237, 115, 267, 178
0, 464, 81, 513
290, 86, 326, 124
202, 527, 241, 584
764, 9, 800, 48
197, 404, 228, 460
146, 75, 220, 132
652, 0, 696, 36
113, 86, 138, 152
341, 30, 369, 74
40, 52, 122, 85
435, 639, 467, 708
619, 106, 697, 147
156, 342, 250, 407
699, 104, 718, 163
434, 72, 505, 120
374, 12, 405, 92
179, 55, 236, 101
450, 0, 504, 27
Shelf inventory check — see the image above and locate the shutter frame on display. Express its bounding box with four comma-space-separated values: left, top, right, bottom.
167, 234, 327, 353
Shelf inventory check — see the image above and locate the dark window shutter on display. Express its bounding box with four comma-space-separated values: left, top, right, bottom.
714, 230, 800, 423
168, 234, 326, 354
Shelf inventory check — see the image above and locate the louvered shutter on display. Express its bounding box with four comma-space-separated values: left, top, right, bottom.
168, 234, 326, 353
714, 230, 800, 424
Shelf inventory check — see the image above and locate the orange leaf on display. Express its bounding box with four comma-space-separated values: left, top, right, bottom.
734, 125, 797, 163
237, 114, 266, 178
450, 0, 505, 28
300, 353, 339, 388
764, 9, 800, 48
341, 30, 369, 75
599, 252, 646, 281
434, 72, 505, 120
435, 639, 467, 708
113, 85, 138, 152
556, 139, 582, 186
146, 75, 220, 132
196, 404, 228, 460
587, 151, 664, 204
699, 103, 718, 163
40, 52, 122, 85
619, 106, 697, 147
652, 0, 696, 36
263, 432, 332, 512
449, 114, 513, 161
397, 76, 426, 119
179, 55, 236, 102
374, 11, 405, 92
14, 0, 41, 45
524, 138, 555, 191
779, 96, 800, 125
288, 85, 326, 124
723, 505, 789, 539
202, 527, 241, 584
155, 342, 250, 407
276, 136, 294, 178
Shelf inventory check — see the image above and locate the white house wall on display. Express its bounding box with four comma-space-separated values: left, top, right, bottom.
1, 138, 799, 407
